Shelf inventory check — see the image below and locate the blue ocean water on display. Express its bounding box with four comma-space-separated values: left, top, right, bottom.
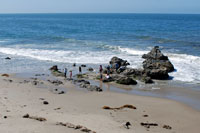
0, 13, 200, 83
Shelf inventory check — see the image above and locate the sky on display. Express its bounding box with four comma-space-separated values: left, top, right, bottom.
0, 0, 200, 14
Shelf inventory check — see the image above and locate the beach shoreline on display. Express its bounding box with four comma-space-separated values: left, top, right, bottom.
1, 73, 200, 133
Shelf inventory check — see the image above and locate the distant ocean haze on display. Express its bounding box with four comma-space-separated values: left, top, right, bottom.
0, 13, 200, 83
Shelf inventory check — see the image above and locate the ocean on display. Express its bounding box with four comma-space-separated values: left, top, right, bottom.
0, 13, 200, 84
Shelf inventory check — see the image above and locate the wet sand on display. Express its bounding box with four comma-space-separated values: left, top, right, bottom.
0, 73, 200, 133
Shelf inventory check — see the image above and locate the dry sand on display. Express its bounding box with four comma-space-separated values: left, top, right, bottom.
0, 74, 200, 133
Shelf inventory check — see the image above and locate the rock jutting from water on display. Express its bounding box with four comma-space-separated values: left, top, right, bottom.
102, 46, 174, 84
142, 46, 174, 79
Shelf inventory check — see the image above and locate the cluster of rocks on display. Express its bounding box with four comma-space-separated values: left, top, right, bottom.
49, 46, 174, 86
49, 65, 102, 92
49, 65, 65, 77
73, 79, 102, 92
47, 80, 63, 86
102, 46, 174, 84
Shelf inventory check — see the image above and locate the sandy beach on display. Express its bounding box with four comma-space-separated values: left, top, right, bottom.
0, 73, 200, 133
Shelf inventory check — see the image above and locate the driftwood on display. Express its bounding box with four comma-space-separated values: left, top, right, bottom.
2, 74, 9, 77
102, 104, 137, 110
23, 114, 47, 122
140, 122, 158, 128
56, 122, 96, 133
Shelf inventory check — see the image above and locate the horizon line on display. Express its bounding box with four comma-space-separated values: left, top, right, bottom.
0, 12, 200, 15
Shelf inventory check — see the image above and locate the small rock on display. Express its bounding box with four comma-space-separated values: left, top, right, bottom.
143, 115, 149, 117
125, 122, 131, 129
81, 64, 86, 67
73, 63, 76, 67
49, 65, 58, 71
23, 114, 30, 118
88, 67, 94, 72
5, 57, 11, 60
43, 101, 49, 105
58, 91, 65, 94
48, 80, 63, 86
163, 125, 172, 130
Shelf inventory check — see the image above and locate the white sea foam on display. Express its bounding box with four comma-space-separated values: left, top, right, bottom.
0, 46, 200, 83
117, 47, 200, 83
166, 53, 200, 83
118, 47, 149, 55
0, 47, 113, 64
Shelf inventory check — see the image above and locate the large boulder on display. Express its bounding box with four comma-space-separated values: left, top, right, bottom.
142, 46, 174, 72
145, 69, 169, 80
110, 57, 130, 69
122, 68, 154, 83
49, 65, 58, 71
142, 46, 169, 60
142, 46, 174, 79
122, 68, 145, 77
116, 77, 137, 85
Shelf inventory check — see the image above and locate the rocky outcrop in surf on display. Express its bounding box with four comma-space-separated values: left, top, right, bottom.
102, 46, 174, 83
142, 46, 174, 79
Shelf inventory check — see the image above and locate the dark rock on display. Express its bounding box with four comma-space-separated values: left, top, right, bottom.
3, 79, 13, 83
142, 46, 174, 72
23, 114, 30, 118
116, 66, 127, 73
143, 115, 149, 117
110, 57, 130, 69
142, 76, 154, 84
143, 60, 174, 73
49, 65, 58, 71
87, 67, 94, 72
58, 91, 65, 94
49, 65, 65, 77
81, 64, 86, 67
116, 77, 137, 85
110, 57, 130, 67
43, 101, 49, 105
122, 68, 145, 77
125, 122, 131, 129
72, 63, 76, 67
140, 122, 158, 128
87, 85, 102, 92
142, 46, 168, 60
145, 68, 169, 80
73, 79, 90, 85
142, 46, 174, 79
48, 80, 63, 86
5, 57, 11, 60
32, 81, 39, 85
79, 83, 90, 88
163, 125, 172, 130
79, 80, 90, 85
35, 74, 45, 76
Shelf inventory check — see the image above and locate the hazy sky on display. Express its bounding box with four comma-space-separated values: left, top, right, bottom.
0, 0, 200, 14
